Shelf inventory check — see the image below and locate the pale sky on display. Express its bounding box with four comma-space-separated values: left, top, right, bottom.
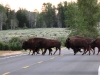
0, 0, 76, 12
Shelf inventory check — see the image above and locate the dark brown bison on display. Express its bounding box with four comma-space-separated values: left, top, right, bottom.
65, 37, 90, 55
91, 38, 100, 55
22, 37, 61, 55
71, 36, 94, 54
22, 37, 46, 55
71, 36, 94, 44
22, 40, 39, 55
41, 39, 61, 55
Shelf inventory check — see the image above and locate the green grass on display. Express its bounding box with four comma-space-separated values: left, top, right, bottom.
0, 28, 71, 42
0, 27, 100, 42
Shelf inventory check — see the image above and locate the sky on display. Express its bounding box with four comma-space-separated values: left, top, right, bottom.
0, 0, 77, 12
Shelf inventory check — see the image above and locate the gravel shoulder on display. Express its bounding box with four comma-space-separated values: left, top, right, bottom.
0, 51, 26, 56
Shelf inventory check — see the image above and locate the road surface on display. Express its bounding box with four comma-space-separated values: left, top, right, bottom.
0, 48, 100, 75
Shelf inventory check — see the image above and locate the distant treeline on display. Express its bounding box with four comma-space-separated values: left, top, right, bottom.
0, 0, 100, 38
0, 1, 69, 30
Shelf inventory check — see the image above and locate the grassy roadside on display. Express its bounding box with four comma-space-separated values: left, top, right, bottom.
0, 47, 67, 56
0, 50, 27, 56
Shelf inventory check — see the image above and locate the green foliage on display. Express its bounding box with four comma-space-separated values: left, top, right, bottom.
97, 3, 100, 22
65, 3, 85, 28
0, 42, 4, 50
57, 1, 67, 27
65, 1, 99, 38
57, 37, 66, 46
69, 26, 99, 39
3, 44, 10, 50
41, 2, 57, 27
0, 42, 10, 50
0, 4, 6, 12
16, 8, 28, 28
78, 0, 98, 26
36, 13, 46, 28
9, 37, 22, 50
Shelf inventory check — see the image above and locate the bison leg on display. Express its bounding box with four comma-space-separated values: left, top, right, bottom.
59, 47, 61, 55
31, 50, 36, 55
82, 48, 88, 55
42, 48, 47, 55
74, 50, 77, 55
89, 47, 95, 55
53, 47, 61, 55
73, 48, 79, 55
53, 48, 57, 55
49, 48, 52, 55
36, 49, 40, 54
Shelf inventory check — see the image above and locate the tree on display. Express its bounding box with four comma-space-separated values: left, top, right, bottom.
36, 12, 46, 28
25, 10, 38, 28
65, 2, 87, 36
16, 8, 28, 28
78, 0, 98, 27
64, 0, 99, 38
0, 4, 7, 30
77, 0, 99, 38
41, 2, 56, 27
57, 1, 67, 27
5, 4, 11, 29
10, 10, 18, 29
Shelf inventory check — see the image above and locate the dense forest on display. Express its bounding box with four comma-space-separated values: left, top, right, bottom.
0, 0, 100, 30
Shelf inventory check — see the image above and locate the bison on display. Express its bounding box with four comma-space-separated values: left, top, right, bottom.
71, 36, 94, 54
65, 37, 90, 55
22, 40, 39, 55
22, 37, 46, 55
41, 39, 61, 55
22, 37, 61, 55
91, 38, 100, 55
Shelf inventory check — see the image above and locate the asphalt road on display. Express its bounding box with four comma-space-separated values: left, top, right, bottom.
0, 48, 100, 75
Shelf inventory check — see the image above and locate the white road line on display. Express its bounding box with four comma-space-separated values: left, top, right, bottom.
50, 57, 54, 59
60, 54, 64, 56
38, 61, 43, 64
23, 66, 29, 69
2, 72, 10, 75
0, 54, 27, 60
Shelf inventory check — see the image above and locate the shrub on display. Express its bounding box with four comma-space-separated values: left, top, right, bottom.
57, 37, 66, 46
0, 42, 4, 50
0, 42, 10, 50
68, 26, 99, 39
9, 37, 22, 51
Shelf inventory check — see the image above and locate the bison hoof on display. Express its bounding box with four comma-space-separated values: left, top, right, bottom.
82, 54, 84, 55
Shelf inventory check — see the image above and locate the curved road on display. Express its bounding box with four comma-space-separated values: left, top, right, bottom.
0, 48, 100, 75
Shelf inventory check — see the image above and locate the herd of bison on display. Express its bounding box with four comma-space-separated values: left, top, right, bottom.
22, 36, 100, 55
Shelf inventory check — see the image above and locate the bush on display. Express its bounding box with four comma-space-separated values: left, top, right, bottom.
57, 37, 66, 46
9, 37, 22, 51
3, 44, 10, 50
0, 42, 10, 50
0, 42, 4, 50
68, 26, 99, 39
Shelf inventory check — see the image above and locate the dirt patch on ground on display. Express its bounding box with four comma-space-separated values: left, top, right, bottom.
0, 51, 23, 56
